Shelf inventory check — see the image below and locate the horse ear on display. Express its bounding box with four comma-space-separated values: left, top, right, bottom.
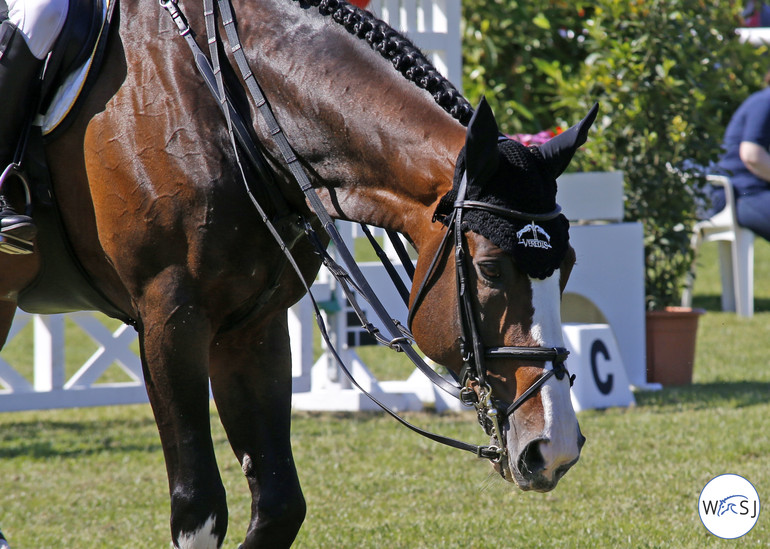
465, 97, 500, 186
538, 103, 599, 178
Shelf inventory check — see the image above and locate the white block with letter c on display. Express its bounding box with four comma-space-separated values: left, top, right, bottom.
562, 323, 635, 412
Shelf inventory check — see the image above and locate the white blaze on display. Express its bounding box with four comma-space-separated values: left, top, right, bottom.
529, 271, 580, 473
529, 273, 565, 348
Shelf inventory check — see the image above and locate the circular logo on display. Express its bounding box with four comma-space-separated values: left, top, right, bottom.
699, 474, 761, 539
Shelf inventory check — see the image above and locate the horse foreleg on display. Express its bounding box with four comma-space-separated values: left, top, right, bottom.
209, 312, 306, 548
137, 274, 228, 549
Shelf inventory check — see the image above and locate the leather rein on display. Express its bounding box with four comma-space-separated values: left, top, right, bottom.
159, 0, 574, 464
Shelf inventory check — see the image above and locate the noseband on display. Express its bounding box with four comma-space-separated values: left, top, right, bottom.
409, 172, 574, 461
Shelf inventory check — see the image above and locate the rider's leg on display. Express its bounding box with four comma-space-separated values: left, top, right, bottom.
7, 0, 69, 59
0, 19, 40, 240
0, 0, 68, 241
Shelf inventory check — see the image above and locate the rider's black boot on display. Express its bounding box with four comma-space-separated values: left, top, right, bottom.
0, 19, 42, 244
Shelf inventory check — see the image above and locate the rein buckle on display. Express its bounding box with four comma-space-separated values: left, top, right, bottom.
459, 386, 478, 407
477, 445, 505, 462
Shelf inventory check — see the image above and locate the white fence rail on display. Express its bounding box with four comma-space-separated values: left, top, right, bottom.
0, 312, 147, 411
0, 196, 646, 413
0, 3, 646, 413
0, 223, 428, 413
0, 0, 466, 413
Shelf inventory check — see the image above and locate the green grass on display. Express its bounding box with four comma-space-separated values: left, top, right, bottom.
0, 240, 769, 547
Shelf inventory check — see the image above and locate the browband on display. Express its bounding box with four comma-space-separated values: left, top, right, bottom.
453, 200, 563, 222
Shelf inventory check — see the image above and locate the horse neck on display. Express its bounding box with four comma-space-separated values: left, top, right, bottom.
311, 119, 466, 251
230, 0, 467, 252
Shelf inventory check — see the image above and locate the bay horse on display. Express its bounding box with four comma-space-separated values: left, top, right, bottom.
0, 0, 596, 546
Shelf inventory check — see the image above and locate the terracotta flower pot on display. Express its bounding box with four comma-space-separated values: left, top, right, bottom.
645, 306, 705, 385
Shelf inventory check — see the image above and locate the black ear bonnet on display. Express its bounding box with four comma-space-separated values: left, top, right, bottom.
433, 98, 598, 280
434, 142, 570, 279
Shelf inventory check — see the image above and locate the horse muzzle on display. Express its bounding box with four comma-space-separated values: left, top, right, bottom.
495, 427, 586, 492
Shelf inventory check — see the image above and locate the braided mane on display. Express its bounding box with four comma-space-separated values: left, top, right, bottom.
297, 0, 473, 125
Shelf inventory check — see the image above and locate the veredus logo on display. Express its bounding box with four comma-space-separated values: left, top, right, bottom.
699, 474, 761, 539
516, 222, 552, 250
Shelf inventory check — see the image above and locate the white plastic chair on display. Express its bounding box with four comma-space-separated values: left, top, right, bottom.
682, 175, 754, 317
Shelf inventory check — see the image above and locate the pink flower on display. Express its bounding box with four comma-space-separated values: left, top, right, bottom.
508, 128, 563, 147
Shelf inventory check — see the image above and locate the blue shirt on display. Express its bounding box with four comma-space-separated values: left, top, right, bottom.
717, 87, 770, 194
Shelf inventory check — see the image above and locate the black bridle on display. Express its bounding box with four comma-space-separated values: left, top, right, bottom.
161, 0, 574, 465
409, 171, 574, 460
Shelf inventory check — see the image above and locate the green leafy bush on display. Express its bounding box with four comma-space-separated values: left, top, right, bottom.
463, 0, 767, 309
461, 0, 586, 133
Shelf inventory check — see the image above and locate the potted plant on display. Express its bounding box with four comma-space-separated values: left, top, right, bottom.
486, 0, 766, 384
463, 0, 766, 384
545, 0, 767, 384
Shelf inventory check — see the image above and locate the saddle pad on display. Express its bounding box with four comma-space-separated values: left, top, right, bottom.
35, 0, 111, 135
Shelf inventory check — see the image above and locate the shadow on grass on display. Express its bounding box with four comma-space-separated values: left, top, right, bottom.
635, 380, 770, 410
692, 295, 770, 312
0, 418, 161, 459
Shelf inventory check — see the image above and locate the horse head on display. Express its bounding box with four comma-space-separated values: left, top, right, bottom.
410, 98, 598, 491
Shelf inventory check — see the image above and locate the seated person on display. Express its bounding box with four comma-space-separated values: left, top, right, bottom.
710, 70, 770, 242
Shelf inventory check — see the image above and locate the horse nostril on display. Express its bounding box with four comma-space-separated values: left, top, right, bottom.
578, 431, 587, 450
517, 440, 546, 477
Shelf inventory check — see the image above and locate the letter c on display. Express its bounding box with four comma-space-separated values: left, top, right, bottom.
590, 339, 613, 395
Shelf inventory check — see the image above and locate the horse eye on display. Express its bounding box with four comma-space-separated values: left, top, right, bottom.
478, 261, 501, 280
